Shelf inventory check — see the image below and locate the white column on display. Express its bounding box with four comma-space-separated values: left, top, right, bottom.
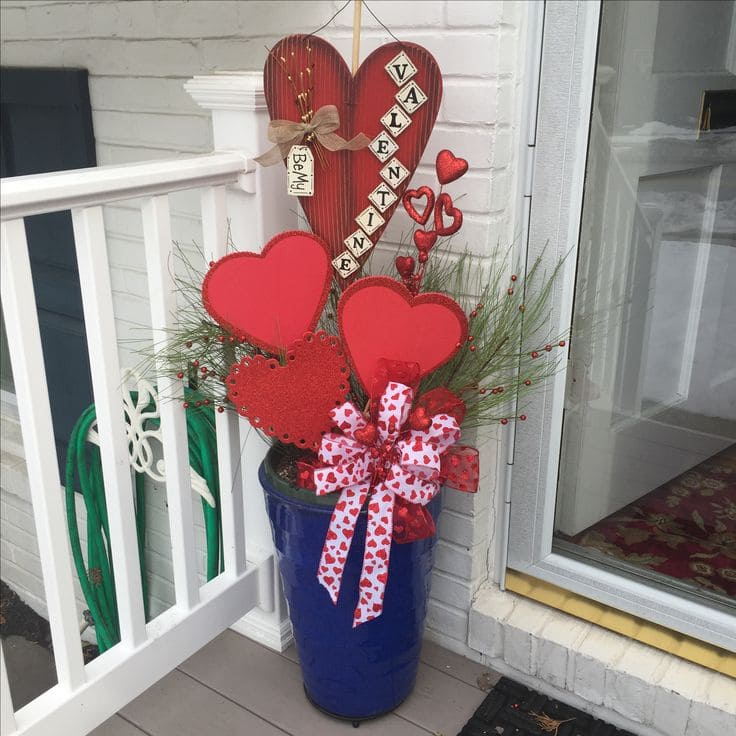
185, 72, 295, 650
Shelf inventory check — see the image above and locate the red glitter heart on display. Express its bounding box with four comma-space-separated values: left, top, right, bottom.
354, 423, 378, 446
402, 186, 436, 225
203, 231, 331, 352
395, 256, 416, 279
338, 277, 467, 391
264, 36, 442, 269
226, 331, 350, 450
433, 193, 463, 236
435, 149, 468, 185
413, 230, 438, 252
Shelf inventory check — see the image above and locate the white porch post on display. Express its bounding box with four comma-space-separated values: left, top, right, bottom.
185, 72, 296, 651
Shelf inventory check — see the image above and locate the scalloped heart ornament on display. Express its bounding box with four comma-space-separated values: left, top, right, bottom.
226, 332, 350, 450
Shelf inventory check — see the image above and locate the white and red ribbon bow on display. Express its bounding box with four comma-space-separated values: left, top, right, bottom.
313, 381, 461, 627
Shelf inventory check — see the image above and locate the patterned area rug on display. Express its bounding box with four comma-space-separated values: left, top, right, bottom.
569, 444, 736, 598
458, 677, 634, 736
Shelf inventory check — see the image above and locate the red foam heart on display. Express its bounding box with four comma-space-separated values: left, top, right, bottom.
434, 193, 463, 236
264, 36, 442, 268
436, 149, 468, 184
338, 277, 467, 391
226, 331, 350, 450
402, 186, 435, 225
202, 231, 331, 353
413, 230, 438, 251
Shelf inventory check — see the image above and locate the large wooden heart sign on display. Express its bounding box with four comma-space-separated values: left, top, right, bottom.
264, 35, 442, 278
338, 277, 468, 391
202, 230, 331, 353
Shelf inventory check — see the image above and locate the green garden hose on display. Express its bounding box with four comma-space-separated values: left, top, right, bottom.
65, 388, 222, 653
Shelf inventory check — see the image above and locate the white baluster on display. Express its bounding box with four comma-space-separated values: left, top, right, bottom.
201, 185, 247, 576
0, 219, 86, 690
142, 194, 200, 609
72, 206, 147, 647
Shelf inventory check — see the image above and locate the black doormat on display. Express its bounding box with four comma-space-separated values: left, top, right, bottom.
458, 677, 636, 736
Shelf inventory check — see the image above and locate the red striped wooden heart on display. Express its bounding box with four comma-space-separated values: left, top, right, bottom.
264, 36, 442, 275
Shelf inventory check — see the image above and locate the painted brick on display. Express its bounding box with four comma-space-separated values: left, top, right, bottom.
446, 1, 503, 28
424, 125, 494, 168
535, 613, 591, 690
441, 79, 497, 124
426, 599, 468, 643
153, 0, 241, 39
25, 2, 89, 38
409, 168, 492, 214
686, 702, 736, 736
89, 76, 201, 115
231, 1, 343, 38
434, 539, 487, 581
332, 0, 444, 29
652, 686, 691, 736
0, 6, 27, 39
92, 110, 211, 150
430, 570, 474, 609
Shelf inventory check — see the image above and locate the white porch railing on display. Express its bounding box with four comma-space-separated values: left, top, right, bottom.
0, 73, 294, 736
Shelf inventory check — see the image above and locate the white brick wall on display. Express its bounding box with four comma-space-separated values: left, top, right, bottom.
469, 584, 736, 736
0, 0, 521, 651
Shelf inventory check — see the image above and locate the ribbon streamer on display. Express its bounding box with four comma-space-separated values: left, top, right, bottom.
313, 381, 464, 627
255, 104, 370, 166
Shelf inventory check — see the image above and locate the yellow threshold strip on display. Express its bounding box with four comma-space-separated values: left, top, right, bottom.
505, 569, 735, 677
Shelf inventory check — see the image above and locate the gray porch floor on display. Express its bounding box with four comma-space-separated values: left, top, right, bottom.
90, 630, 497, 736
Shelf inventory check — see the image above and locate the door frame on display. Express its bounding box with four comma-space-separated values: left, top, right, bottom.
506, 0, 736, 650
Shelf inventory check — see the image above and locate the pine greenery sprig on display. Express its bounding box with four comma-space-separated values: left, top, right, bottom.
416, 245, 567, 429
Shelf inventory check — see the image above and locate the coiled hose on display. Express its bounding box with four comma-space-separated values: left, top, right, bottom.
65, 389, 221, 653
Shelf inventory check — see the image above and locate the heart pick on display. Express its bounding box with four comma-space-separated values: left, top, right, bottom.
435, 149, 468, 185
338, 276, 467, 391
202, 230, 331, 353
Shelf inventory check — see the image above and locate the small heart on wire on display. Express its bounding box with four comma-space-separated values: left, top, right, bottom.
433, 193, 463, 237
413, 230, 438, 252
402, 186, 436, 225
436, 149, 468, 185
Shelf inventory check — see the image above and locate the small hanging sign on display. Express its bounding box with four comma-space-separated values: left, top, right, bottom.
287, 145, 314, 197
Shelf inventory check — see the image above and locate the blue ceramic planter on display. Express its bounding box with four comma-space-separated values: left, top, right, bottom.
259, 449, 440, 722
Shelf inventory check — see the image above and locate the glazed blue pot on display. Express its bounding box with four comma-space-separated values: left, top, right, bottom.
259, 449, 440, 721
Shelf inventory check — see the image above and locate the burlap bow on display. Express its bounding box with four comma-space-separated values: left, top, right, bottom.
254, 105, 370, 166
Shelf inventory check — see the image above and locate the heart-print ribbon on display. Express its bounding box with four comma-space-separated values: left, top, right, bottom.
255, 104, 370, 166
313, 381, 462, 627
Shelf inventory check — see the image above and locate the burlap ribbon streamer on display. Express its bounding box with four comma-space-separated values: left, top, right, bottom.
254, 105, 370, 166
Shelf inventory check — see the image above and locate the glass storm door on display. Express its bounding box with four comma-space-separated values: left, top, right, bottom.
553, 0, 736, 604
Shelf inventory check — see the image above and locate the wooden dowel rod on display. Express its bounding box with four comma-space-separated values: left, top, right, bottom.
352, 0, 362, 75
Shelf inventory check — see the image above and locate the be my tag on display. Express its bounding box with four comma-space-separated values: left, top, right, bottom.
287, 145, 314, 197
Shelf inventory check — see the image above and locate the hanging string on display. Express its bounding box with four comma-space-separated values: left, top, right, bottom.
362, 0, 405, 46
305, 0, 406, 48
307, 0, 352, 38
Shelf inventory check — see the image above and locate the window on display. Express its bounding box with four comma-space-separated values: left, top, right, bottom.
508, 0, 736, 650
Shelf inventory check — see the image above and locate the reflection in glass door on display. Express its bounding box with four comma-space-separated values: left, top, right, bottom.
554, 0, 736, 603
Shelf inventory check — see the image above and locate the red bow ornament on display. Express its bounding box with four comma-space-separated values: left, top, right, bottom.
313, 381, 462, 627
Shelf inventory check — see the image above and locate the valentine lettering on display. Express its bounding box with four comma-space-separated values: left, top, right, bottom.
369, 183, 399, 212
355, 206, 385, 236
369, 131, 399, 162
379, 157, 410, 189
344, 229, 374, 258
332, 251, 360, 278
380, 105, 412, 137
396, 80, 428, 114
385, 50, 418, 86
